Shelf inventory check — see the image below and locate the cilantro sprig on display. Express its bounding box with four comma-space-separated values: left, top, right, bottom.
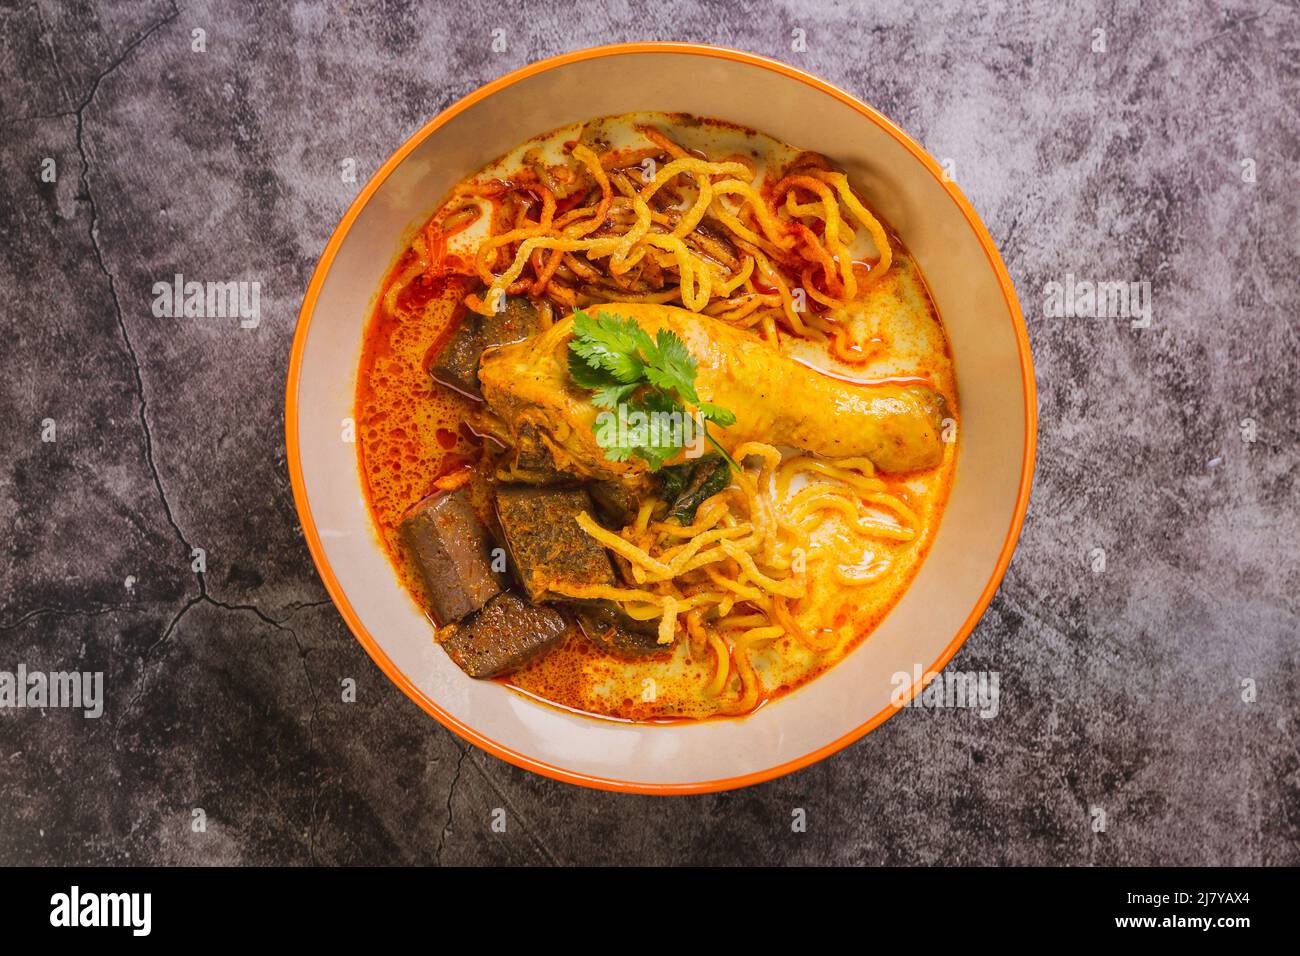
566, 309, 738, 472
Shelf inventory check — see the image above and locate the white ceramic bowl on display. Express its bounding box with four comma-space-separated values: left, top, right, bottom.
286, 43, 1035, 793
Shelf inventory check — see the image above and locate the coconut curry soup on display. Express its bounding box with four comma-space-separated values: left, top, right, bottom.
355, 112, 957, 721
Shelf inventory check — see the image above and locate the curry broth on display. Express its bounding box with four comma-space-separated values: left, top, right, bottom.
355, 112, 957, 722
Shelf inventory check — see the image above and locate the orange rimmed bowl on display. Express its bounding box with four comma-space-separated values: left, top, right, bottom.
286, 43, 1036, 793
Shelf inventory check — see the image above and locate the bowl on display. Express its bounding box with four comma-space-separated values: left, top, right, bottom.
286, 43, 1036, 793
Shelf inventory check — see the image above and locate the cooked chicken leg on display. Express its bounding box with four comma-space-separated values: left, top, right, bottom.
478, 302, 948, 477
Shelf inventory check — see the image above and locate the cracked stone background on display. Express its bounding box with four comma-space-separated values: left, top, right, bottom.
0, 0, 1297, 866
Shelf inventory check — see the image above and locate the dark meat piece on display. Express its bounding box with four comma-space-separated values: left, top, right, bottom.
400, 487, 505, 624
514, 422, 555, 473
500, 421, 566, 484
429, 317, 485, 399
482, 295, 547, 346
430, 296, 546, 399
494, 485, 615, 603
438, 591, 568, 678
588, 479, 645, 528
576, 602, 667, 659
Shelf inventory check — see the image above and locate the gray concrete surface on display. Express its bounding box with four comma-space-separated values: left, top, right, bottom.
0, 0, 1296, 865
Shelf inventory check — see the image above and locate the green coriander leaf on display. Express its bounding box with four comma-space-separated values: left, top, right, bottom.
565, 309, 740, 474
637, 386, 681, 415
626, 389, 685, 472
591, 382, 640, 409
567, 351, 620, 390
631, 433, 677, 471
598, 442, 637, 462
698, 401, 737, 428
643, 329, 699, 401
568, 310, 652, 383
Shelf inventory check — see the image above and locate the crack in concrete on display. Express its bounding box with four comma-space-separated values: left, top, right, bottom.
0, 603, 134, 631
121, 592, 326, 863
72, 4, 188, 572
30, 0, 72, 111
62, 3, 325, 746
435, 743, 469, 865
278, 599, 333, 613
129, 594, 321, 715
206, 595, 322, 724
307, 771, 323, 866
462, 756, 562, 866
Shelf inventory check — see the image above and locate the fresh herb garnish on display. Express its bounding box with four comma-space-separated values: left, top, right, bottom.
567, 309, 738, 472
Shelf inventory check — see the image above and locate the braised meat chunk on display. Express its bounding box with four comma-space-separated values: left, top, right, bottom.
576, 602, 666, 659
399, 487, 504, 624
430, 296, 547, 399
494, 485, 615, 603
439, 591, 568, 678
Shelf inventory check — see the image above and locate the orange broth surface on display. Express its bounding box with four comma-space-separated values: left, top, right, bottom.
354, 113, 957, 722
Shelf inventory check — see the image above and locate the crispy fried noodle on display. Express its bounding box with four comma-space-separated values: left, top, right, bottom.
357, 113, 957, 721
398, 124, 894, 345
559, 442, 929, 713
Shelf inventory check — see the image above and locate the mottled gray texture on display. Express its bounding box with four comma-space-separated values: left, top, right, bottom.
0, 0, 1296, 866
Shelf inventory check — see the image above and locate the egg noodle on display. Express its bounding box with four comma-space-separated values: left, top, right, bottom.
432, 124, 921, 710
357, 113, 957, 720
403, 124, 894, 356
549, 442, 922, 713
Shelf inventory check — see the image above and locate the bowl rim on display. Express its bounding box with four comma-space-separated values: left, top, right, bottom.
285, 41, 1038, 794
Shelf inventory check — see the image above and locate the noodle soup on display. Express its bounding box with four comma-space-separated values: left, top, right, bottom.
356, 112, 956, 721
